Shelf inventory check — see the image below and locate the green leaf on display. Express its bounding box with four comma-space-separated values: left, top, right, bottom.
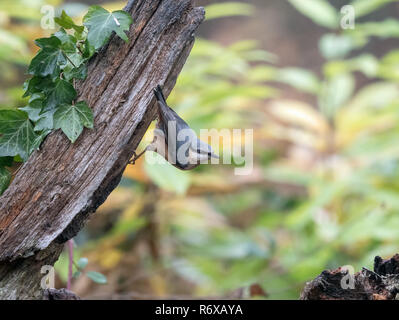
86, 271, 107, 284
350, 54, 379, 77
205, 2, 254, 20
351, 19, 399, 39
77, 257, 89, 269
144, 153, 191, 195
0, 109, 39, 161
319, 34, 356, 60
73, 271, 81, 278
34, 36, 62, 50
75, 101, 94, 129
379, 50, 399, 81
32, 129, 51, 151
53, 101, 93, 143
13, 155, 23, 163
55, 29, 84, 68
0, 157, 13, 167
276, 68, 320, 94
54, 28, 76, 45
63, 63, 88, 81
318, 73, 355, 118
323, 55, 379, 78
0, 29, 29, 64
34, 110, 55, 132
54, 105, 83, 142
29, 92, 45, 102
288, 0, 339, 29
54, 10, 85, 34
349, 0, 398, 18
347, 82, 399, 110
19, 99, 43, 122
82, 39, 95, 59
28, 36, 67, 77
43, 79, 77, 112
0, 166, 11, 196
83, 5, 133, 50
23, 76, 53, 98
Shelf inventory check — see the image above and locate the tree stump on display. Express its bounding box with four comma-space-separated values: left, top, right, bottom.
300, 254, 399, 300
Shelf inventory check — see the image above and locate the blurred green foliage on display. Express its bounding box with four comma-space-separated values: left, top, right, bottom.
1, 0, 399, 299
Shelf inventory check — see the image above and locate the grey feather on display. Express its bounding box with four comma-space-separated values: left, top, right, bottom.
153, 85, 218, 168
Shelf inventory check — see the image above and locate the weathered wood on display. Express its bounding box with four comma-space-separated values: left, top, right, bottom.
0, 0, 204, 299
300, 254, 399, 300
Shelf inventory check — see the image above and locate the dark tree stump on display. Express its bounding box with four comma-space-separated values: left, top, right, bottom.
0, 0, 204, 299
300, 254, 399, 300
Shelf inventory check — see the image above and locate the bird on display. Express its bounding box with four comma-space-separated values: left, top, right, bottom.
129, 85, 219, 170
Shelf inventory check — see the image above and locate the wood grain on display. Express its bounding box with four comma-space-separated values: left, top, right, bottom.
0, 0, 204, 299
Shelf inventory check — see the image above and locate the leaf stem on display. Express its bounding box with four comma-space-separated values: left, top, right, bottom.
76, 43, 84, 56
63, 52, 77, 69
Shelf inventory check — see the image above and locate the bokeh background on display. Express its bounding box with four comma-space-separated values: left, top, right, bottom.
1, 0, 399, 299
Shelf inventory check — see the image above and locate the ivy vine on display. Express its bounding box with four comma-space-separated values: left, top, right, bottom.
0, 6, 133, 195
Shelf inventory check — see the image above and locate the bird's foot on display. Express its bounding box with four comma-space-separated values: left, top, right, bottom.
128, 147, 148, 165
128, 152, 137, 165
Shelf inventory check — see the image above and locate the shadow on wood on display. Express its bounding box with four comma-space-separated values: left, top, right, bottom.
0, 0, 204, 299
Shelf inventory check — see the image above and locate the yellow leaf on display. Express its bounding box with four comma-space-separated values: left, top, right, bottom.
123, 157, 150, 183
267, 100, 330, 134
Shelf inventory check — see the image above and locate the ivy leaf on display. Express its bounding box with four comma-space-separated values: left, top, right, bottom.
55, 29, 84, 68
32, 129, 51, 150
28, 36, 67, 78
43, 79, 77, 112
21, 100, 55, 133
34, 109, 55, 132
54, 105, 84, 143
34, 36, 62, 49
83, 5, 133, 50
0, 166, 11, 196
23, 76, 53, 98
82, 39, 96, 59
29, 92, 45, 102
54, 10, 85, 34
63, 63, 88, 81
13, 155, 23, 163
75, 101, 94, 129
86, 271, 107, 284
53, 101, 93, 143
19, 99, 44, 122
22, 78, 36, 98
0, 110, 39, 161
0, 157, 13, 167
54, 29, 76, 50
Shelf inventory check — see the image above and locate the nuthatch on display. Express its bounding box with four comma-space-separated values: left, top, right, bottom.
129, 85, 219, 170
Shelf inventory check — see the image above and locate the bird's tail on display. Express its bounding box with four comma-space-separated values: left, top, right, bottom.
153, 85, 167, 106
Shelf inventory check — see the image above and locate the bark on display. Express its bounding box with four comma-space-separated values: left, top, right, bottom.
300, 254, 399, 300
0, 0, 204, 299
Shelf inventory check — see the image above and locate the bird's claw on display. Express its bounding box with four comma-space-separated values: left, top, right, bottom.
128, 151, 137, 165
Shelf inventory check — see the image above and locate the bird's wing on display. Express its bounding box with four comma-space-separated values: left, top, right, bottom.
153, 86, 218, 164
154, 86, 192, 157
154, 86, 190, 133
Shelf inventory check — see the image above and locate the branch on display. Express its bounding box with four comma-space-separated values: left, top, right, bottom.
0, 0, 204, 299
